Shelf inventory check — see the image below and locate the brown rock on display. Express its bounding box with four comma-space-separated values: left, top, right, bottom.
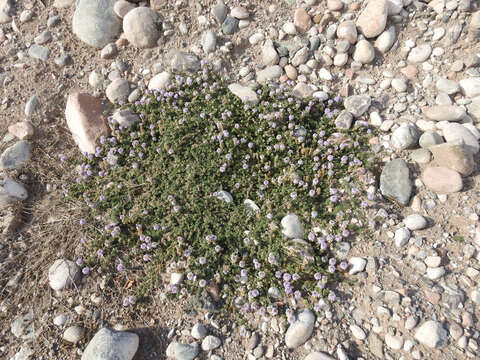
284, 64, 297, 80
8, 121, 34, 140
349, 2, 361, 11
424, 290, 441, 304
423, 105, 466, 122
356, 0, 388, 38
429, 143, 475, 176
313, 14, 322, 24
65, 93, 109, 154
294, 8, 312, 34
422, 167, 463, 194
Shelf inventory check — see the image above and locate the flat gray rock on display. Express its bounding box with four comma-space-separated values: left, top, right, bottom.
82, 328, 139, 360
344, 95, 371, 117
72, 0, 121, 48
256, 65, 282, 83
28, 45, 50, 61
0, 141, 32, 170
380, 159, 412, 205
166, 342, 199, 360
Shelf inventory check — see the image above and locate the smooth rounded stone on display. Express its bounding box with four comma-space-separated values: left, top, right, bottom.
53, 314, 68, 327
391, 124, 420, 150
336, 21, 357, 44
25, 95, 39, 117
28, 44, 50, 61
123, 7, 161, 48
213, 190, 233, 203
426, 267, 445, 280
249, 33, 264, 45
281, 214, 303, 239
429, 143, 474, 176
422, 167, 463, 193
443, 123, 479, 154
47, 15, 61, 27
256, 65, 282, 83
291, 47, 309, 67
283, 22, 297, 35
201, 335, 221, 351
436, 78, 460, 94
348, 257, 367, 275
191, 323, 208, 340
101, 43, 117, 59
350, 324, 366, 340
34, 30, 52, 45
327, 0, 344, 10
395, 227, 410, 247
344, 95, 371, 117
55, 54, 72, 67
244, 199, 260, 213
284, 64, 297, 80
0, 0, 12, 23
228, 83, 259, 105
212, 1, 227, 23
48, 259, 80, 291
449, 323, 463, 341
424, 256, 441, 268
8, 121, 34, 140
285, 309, 315, 348
459, 77, 480, 98
112, 109, 140, 128
353, 40, 375, 64
380, 158, 412, 205
0, 177, 28, 209
106, 79, 130, 104
411, 148, 431, 164
385, 334, 404, 350
63, 326, 85, 343
262, 39, 279, 66
471, 289, 480, 304
419, 131, 444, 148
113, 0, 135, 18
404, 214, 427, 230
222, 16, 238, 35
0, 141, 32, 171
333, 53, 348, 67
166, 342, 200, 360
54, 0, 75, 8
201, 30, 217, 54
294, 8, 312, 34
423, 105, 466, 122
335, 110, 353, 129
466, 97, 480, 121
73, 0, 121, 48
231, 6, 249, 19
391, 78, 407, 92
82, 328, 139, 360
335, 40, 350, 54
375, 25, 396, 53
408, 44, 432, 63
66, 93, 108, 154
414, 321, 448, 348
356, 0, 388, 38
148, 71, 171, 90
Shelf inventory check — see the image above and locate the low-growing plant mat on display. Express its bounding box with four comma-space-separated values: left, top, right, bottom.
67, 66, 377, 318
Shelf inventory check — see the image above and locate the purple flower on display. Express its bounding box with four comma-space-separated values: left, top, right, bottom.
117, 264, 126, 271
82, 267, 90, 275
79, 219, 86, 226
76, 258, 84, 266
199, 279, 206, 287
294, 290, 302, 298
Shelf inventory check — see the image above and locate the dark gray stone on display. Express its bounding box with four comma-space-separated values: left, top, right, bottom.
222, 16, 239, 35
380, 158, 412, 205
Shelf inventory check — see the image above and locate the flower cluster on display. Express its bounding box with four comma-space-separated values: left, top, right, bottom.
66, 63, 377, 316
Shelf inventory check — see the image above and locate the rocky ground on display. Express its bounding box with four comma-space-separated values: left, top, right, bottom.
1, 0, 480, 359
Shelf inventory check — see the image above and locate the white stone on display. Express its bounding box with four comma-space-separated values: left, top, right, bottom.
148, 72, 171, 90
403, 214, 427, 230
348, 257, 367, 275
426, 267, 445, 280
414, 321, 449, 348
48, 259, 80, 291
170, 273, 184, 285
385, 334, 404, 350
350, 324, 366, 340
394, 227, 410, 247
191, 323, 208, 340
201, 335, 221, 351
285, 309, 315, 348
82, 328, 139, 360
281, 214, 304, 239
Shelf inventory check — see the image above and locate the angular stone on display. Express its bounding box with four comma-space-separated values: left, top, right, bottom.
28, 45, 50, 61
256, 66, 283, 83
0, 177, 28, 209
8, 122, 34, 140
335, 110, 353, 129
466, 96, 480, 121
419, 131, 444, 148
65, 93, 108, 154
82, 328, 139, 360
112, 109, 140, 128
72, 0, 121, 49
262, 39, 279, 66
423, 105, 466, 122
380, 159, 412, 205
422, 167, 463, 193
228, 84, 259, 105
429, 143, 474, 176
0, 141, 32, 170
222, 16, 238, 35
123, 7, 161, 48
0, 0, 12, 24
212, 2, 228, 23
344, 95, 371, 117
356, 0, 388, 38
436, 78, 460, 94
167, 50, 201, 73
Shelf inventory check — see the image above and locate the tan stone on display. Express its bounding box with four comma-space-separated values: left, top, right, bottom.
422, 167, 463, 194
429, 143, 475, 176
65, 93, 109, 154
356, 0, 388, 38
8, 121, 34, 140
294, 8, 312, 34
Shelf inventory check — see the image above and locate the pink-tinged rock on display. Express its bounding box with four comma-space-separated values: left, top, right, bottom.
422, 167, 463, 194
8, 121, 34, 140
65, 93, 109, 154
327, 0, 344, 11
294, 8, 312, 34
356, 0, 388, 38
